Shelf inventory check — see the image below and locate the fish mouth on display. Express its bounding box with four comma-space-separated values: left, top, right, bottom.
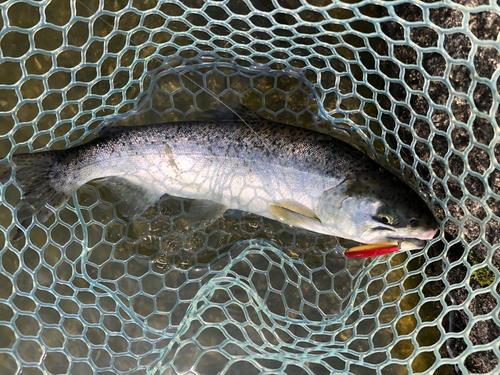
387, 227, 439, 248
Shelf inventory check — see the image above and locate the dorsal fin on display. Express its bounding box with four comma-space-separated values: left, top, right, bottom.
199, 103, 263, 122
98, 125, 132, 138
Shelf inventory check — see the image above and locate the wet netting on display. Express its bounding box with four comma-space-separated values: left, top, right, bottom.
0, 0, 499, 374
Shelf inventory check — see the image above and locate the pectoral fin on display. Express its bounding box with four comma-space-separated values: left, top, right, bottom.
269, 202, 324, 232
188, 199, 227, 229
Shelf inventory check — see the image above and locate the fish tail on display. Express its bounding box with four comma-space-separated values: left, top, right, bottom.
1, 151, 74, 238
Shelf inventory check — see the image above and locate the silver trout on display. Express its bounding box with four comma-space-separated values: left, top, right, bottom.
0, 104, 438, 256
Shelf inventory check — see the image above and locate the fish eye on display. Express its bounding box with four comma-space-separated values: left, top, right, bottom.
410, 218, 420, 227
374, 207, 399, 226
378, 216, 390, 225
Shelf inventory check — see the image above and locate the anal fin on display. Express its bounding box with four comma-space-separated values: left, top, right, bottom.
105, 177, 163, 217
188, 199, 227, 229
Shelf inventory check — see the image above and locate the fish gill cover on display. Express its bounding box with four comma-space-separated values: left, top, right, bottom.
0, 0, 498, 374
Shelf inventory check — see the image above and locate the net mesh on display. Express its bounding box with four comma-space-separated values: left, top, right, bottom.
0, 0, 499, 374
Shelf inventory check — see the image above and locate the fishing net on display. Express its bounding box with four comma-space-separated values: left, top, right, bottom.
0, 0, 499, 374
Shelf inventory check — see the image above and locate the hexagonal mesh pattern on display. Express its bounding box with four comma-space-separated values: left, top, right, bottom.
0, 0, 499, 374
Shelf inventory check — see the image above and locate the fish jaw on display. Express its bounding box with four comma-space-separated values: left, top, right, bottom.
344, 228, 439, 259
360, 226, 439, 246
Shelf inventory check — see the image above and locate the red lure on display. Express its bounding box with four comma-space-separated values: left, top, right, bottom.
344, 243, 400, 259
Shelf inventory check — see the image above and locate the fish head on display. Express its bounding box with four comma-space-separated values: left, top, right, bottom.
317, 170, 439, 249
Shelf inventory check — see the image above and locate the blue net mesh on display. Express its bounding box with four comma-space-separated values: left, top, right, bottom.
0, 0, 499, 374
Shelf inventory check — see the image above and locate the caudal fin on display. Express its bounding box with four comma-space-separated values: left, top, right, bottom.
0, 151, 74, 239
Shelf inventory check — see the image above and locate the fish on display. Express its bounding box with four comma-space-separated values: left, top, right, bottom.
0, 104, 439, 257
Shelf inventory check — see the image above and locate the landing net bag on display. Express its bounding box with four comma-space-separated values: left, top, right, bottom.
0, 1, 498, 374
